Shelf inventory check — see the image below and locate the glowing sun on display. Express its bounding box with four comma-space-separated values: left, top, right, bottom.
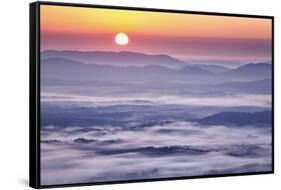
115, 32, 129, 46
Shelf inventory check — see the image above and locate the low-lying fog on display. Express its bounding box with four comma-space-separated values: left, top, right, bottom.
40, 85, 272, 185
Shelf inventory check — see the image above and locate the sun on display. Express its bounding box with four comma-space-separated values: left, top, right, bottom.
115, 33, 129, 46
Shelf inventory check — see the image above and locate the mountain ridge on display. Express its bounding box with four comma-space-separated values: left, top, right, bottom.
197, 111, 272, 126
41, 50, 187, 69
41, 57, 214, 82
41, 50, 272, 82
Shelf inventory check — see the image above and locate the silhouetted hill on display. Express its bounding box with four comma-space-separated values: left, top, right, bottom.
188, 60, 244, 68
223, 63, 271, 80
193, 64, 231, 73
41, 50, 187, 69
197, 111, 272, 126
179, 65, 212, 75
96, 145, 209, 156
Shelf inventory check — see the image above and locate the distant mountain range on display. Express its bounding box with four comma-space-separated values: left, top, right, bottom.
41, 50, 272, 83
187, 60, 245, 68
222, 63, 272, 80
41, 57, 213, 82
41, 50, 187, 69
192, 64, 231, 73
197, 111, 272, 126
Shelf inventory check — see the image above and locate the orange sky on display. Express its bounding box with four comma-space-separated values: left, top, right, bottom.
40, 4, 272, 63
41, 5, 271, 39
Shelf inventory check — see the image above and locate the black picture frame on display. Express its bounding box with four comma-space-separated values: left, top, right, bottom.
29, 1, 274, 189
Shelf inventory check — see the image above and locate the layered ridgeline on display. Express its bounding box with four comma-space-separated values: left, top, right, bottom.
41, 50, 271, 80
41, 50, 187, 69
41, 50, 272, 93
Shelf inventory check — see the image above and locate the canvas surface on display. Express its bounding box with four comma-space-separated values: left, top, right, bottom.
39, 4, 273, 186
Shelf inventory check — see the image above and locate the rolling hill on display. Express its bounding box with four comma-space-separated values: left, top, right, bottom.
197, 111, 272, 126
41, 50, 187, 69
41, 57, 213, 82
223, 63, 272, 80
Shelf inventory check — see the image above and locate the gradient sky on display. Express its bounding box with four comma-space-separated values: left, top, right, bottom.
40, 5, 272, 63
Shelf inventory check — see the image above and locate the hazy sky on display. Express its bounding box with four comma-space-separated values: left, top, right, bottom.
40, 5, 272, 63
